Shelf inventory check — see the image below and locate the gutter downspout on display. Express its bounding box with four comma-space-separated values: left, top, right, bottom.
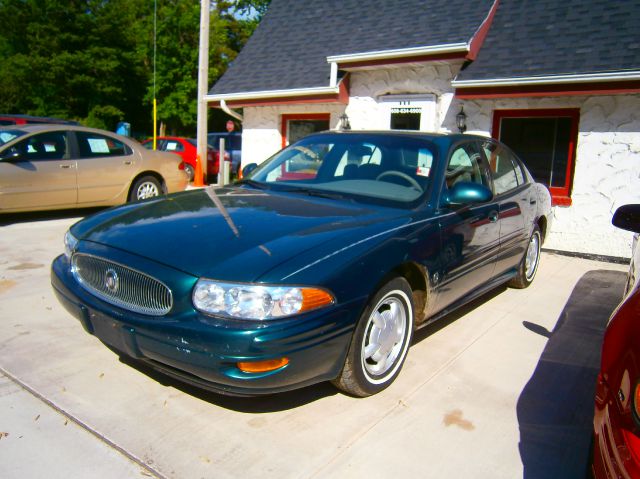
220, 99, 244, 122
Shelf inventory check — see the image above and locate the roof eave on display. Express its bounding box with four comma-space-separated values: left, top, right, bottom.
452, 71, 640, 88
326, 43, 470, 68
207, 78, 350, 108
207, 85, 341, 103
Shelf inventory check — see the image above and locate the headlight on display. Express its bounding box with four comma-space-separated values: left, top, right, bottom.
193, 279, 334, 320
64, 230, 78, 259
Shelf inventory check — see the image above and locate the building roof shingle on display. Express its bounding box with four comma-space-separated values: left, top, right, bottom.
210, 0, 494, 96
211, 0, 640, 97
455, 0, 640, 83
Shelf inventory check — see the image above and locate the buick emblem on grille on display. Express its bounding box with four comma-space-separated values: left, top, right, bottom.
104, 269, 119, 293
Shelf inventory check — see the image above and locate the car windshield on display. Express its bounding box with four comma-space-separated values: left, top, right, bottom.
0, 130, 25, 147
246, 133, 437, 205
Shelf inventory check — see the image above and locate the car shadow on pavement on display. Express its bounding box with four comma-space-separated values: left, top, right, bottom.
117, 354, 338, 413
412, 285, 508, 344
517, 269, 627, 479
0, 208, 104, 226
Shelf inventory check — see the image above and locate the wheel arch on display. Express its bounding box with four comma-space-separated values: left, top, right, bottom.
373, 261, 431, 327
537, 215, 548, 244
128, 171, 167, 199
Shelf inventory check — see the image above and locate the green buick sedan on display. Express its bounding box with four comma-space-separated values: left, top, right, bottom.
52, 131, 552, 397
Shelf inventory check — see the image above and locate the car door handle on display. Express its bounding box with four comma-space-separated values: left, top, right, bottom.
529, 199, 537, 205
123, 160, 133, 165
489, 211, 499, 222
59, 164, 73, 169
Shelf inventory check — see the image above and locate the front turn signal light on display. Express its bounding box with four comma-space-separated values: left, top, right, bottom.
237, 358, 289, 373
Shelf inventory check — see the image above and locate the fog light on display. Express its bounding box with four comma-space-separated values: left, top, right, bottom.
237, 358, 289, 373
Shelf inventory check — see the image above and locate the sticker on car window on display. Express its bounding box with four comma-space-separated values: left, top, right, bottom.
87, 138, 110, 154
416, 166, 430, 177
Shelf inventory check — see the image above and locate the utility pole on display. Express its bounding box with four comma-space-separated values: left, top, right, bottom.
195, 0, 210, 186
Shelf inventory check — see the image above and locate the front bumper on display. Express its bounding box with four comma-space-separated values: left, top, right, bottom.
51, 254, 358, 396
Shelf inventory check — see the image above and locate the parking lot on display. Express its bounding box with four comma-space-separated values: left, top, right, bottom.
0, 209, 630, 478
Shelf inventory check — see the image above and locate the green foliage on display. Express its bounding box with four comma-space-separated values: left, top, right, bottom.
233, 0, 271, 18
0, 0, 264, 135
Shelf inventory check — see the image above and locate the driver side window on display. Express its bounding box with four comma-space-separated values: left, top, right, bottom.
14, 131, 68, 161
446, 143, 489, 189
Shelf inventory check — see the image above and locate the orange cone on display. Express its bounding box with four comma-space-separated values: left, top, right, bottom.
193, 154, 205, 187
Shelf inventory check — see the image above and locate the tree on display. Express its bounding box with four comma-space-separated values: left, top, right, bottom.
0, 0, 266, 135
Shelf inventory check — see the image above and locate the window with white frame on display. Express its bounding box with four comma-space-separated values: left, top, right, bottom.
379, 94, 436, 132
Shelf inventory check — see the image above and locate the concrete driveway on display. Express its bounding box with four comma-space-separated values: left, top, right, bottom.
0, 210, 630, 479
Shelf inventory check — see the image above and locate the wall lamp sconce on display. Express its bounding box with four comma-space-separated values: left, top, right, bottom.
340, 113, 351, 130
456, 106, 467, 134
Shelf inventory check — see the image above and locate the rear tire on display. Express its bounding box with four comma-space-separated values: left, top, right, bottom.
129, 176, 162, 202
184, 164, 194, 182
509, 225, 541, 289
332, 277, 414, 397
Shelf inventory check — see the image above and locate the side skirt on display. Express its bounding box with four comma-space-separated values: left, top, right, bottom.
417, 269, 518, 329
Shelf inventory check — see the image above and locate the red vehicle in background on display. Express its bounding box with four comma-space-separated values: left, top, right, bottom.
142, 136, 229, 182
0, 114, 78, 126
593, 204, 640, 478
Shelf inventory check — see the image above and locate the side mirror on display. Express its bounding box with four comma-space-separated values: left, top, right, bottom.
0, 147, 21, 162
443, 182, 493, 206
612, 204, 640, 234
242, 163, 258, 178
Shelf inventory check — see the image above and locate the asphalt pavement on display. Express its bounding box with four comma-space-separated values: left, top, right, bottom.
0, 209, 630, 478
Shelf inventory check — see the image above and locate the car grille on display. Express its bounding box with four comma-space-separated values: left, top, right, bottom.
72, 254, 173, 316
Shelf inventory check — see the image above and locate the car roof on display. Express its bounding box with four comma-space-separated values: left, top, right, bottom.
0, 124, 136, 138
305, 130, 491, 143
0, 124, 139, 147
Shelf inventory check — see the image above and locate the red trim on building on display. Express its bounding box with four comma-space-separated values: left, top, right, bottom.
467, 0, 500, 61
337, 76, 350, 104
457, 80, 640, 99
280, 113, 331, 149
336, 51, 467, 70
492, 108, 580, 207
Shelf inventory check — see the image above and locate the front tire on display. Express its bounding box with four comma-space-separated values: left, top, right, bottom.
509, 225, 541, 289
129, 176, 162, 202
333, 277, 414, 397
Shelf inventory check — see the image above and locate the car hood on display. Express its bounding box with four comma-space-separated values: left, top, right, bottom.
72, 186, 409, 282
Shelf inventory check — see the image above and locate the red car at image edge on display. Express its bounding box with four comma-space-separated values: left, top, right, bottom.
593, 204, 640, 478
142, 136, 229, 181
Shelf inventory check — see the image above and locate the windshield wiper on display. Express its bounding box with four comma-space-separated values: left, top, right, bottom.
304, 189, 350, 201
236, 179, 267, 189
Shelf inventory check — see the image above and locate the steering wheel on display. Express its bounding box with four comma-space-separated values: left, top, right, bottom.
376, 170, 422, 191
292, 145, 319, 161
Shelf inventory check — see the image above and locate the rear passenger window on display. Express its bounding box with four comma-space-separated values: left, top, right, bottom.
482, 141, 521, 195
76, 132, 131, 158
165, 140, 183, 152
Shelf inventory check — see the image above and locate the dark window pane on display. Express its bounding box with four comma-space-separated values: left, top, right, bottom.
16, 131, 67, 160
288, 120, 329, 144
500, 117, 571, 188
390, 108, 421, 130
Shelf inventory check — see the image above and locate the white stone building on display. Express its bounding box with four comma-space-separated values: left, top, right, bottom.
208, 0, 640, 258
